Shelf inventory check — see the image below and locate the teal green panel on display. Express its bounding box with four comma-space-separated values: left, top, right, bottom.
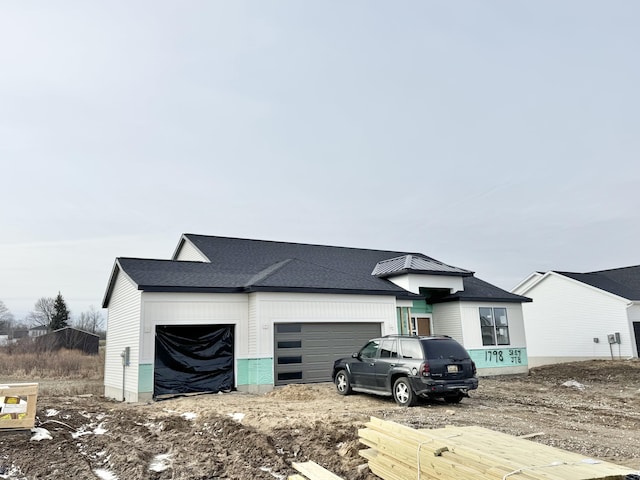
237, 358, 274, 385
411, 300, 433, 314
138, 364, 153, 393
469, 348, 528, 369
396, 308, 404, 334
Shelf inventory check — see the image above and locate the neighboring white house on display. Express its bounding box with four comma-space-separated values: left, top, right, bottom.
103, 234, 531, 402
28, 325, 49, 337
512, 266, 640, 367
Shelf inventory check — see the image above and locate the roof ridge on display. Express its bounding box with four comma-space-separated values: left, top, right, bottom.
184, 233, 420, 256
586, 265, 640, 274
244, 259, 293, 287
118, 257, 205, 264
263, 257, 399, 290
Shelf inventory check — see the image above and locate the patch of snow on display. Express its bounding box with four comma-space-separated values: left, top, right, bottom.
93, 423, 108, 435
45, 409, 59, 417
29, 428, 52, 441
94, 469, 118, 480
71, 427, 92, 439
181, 412, 197, 421
143, 422, 164, 433
0, 464, 27, 480
562, 380, 586, 390
259, 467, 285, 480
228, 412, 245, 422
149, 454, 172, 473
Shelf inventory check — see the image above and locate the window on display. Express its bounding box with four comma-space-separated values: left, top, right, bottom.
276, 324, 301, 333
479, 307, 510, 346
359, 340, 380, 359
277, 356, 302, 364
399, 339, 423, 359
379, 339, 398, 358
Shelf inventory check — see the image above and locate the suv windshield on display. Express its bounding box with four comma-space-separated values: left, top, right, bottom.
421, 339, 470, 360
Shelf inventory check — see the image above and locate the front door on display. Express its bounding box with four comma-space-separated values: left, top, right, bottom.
411, 316, 432, 336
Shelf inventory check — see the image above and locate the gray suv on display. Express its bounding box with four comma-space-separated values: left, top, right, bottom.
332, 335, 478, 406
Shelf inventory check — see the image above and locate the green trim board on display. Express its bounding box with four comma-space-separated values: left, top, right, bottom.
411, 299, 433, 314
396, 307, 411, 334
237, 358, 274, 385
469, 348, 528, 368
138, 363, 153, 393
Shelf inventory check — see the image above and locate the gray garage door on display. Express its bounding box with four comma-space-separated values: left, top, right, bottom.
274, 322, 382, 386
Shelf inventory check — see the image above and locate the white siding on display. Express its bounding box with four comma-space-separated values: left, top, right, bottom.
174, 240, 208, 262
104, 269, 141, 402
254, 292, 398, 357
431, 302, 463, 343
521, 274, 633, 364
248, 292, 259, 354
388, 274, 463, 294
459, 302, 526, 349
140, 292, 249, 363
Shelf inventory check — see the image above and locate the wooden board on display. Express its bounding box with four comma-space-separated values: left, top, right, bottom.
359, 417, 636, 480
0, 383, 39, 430
291, 461, 344, 480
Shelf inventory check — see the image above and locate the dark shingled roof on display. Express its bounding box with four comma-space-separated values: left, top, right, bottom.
103, 234, 530, 306
430, 276, 532, 304
555, 266, 640, 301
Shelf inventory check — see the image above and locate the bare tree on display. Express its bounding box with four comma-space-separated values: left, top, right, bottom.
0, 300, 14, 334
26, 297, 55, 328
75, 305, 105, 334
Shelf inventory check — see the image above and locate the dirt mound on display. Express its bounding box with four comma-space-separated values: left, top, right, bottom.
2, 360, 640, 479
265, 384, 326, 401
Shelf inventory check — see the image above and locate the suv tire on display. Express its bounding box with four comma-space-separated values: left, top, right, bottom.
335, 370, 353, 395
393, 377, 416, 407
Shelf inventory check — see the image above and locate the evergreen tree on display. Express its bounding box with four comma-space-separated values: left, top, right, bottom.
51, 292, 70, 330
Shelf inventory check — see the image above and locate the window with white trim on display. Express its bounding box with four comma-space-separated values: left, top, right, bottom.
479, 307, 510, 346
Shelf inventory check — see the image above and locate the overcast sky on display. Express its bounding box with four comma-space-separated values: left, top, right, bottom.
1, 1, 639, 320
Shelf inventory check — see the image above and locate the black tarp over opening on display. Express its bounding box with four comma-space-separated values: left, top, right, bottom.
154, 325, 234, 398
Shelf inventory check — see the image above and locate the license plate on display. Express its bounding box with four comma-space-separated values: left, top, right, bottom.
447, 365, 459, 373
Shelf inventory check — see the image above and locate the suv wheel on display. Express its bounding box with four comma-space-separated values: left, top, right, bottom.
393, 377, 416, 407
335, 370, 352, 395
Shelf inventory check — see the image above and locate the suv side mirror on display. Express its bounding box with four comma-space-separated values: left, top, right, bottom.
352, 352, 359, 358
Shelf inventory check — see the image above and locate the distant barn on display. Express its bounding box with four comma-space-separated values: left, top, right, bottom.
35, 327, 99, 355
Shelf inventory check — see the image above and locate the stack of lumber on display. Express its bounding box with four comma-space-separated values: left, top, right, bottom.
359, 417, 636, 480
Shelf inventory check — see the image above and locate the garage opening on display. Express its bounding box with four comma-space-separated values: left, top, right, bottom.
154, 325, 234, 398
274, 322, 381, 386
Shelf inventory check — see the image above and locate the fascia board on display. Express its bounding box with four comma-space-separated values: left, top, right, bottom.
101, 259, 141, 308
510, 272, 545, 295
170, 234, 210, 262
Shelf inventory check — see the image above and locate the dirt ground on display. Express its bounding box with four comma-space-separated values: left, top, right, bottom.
1, 359, 640, 480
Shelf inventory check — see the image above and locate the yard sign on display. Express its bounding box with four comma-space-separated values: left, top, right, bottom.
0, 383, 39, 430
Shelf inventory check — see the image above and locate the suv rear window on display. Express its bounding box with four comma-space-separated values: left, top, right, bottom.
399, 338, 423, 359
421, 339, 470, 360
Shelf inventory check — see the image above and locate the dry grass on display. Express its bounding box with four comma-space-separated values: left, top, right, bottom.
0, 348, 104, 380
0, 347, 105, 396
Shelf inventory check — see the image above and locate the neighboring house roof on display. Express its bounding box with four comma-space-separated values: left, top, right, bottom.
554, 266, 640, 301
431, 276, 533, 304
103, 234, 525, 306
29, 325, 49, 331
47, 327, 100, 338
